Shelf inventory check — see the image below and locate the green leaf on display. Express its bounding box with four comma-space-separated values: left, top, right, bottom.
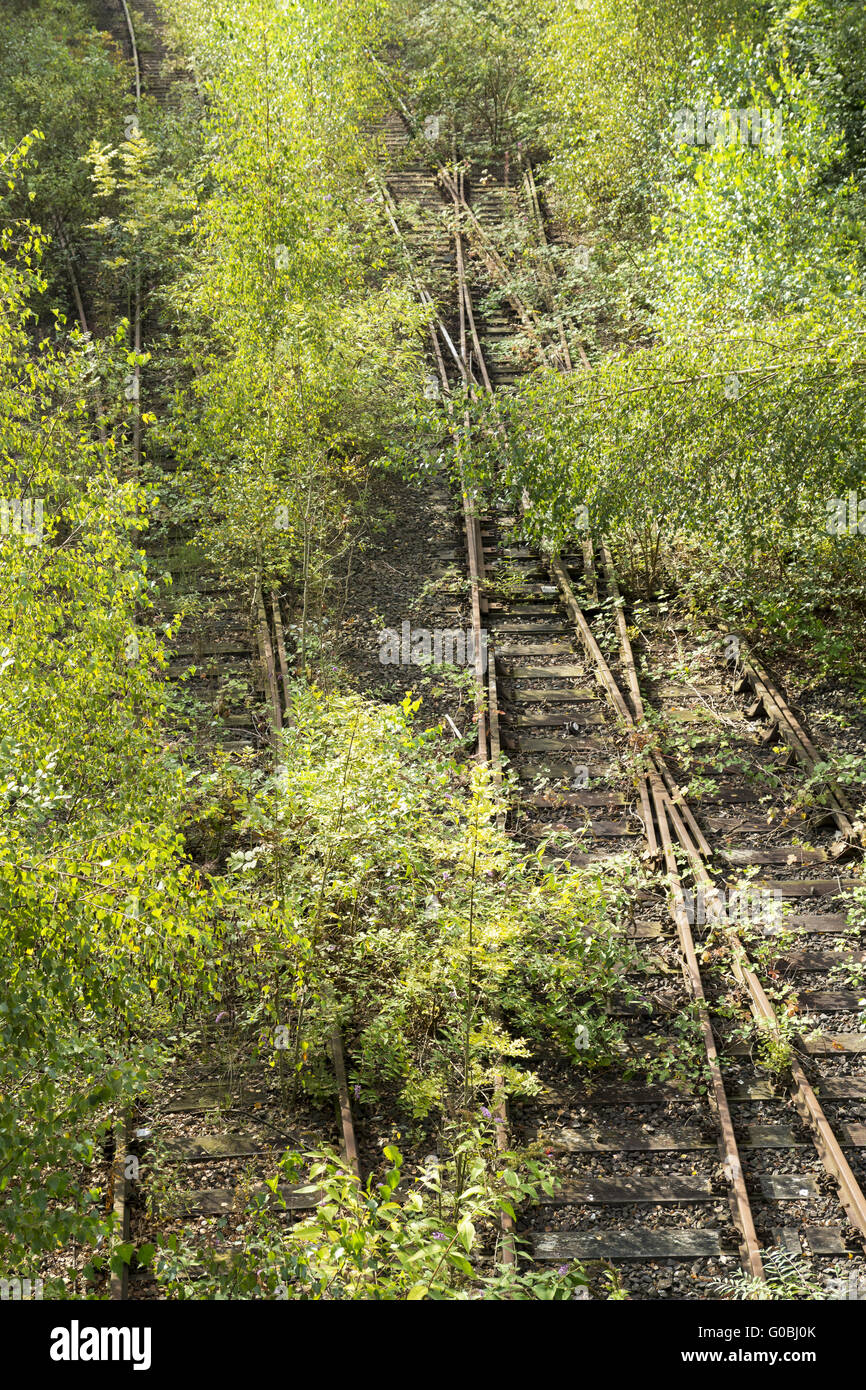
456, 1216, 476, 1253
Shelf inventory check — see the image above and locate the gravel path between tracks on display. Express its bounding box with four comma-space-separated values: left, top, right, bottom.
334, 468, 473, 727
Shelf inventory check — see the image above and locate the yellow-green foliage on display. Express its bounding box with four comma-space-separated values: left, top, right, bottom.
164, 0, 432, 591
536, 0, 760, 230
0, 142, 216, 1273
217, 683, 642, 1117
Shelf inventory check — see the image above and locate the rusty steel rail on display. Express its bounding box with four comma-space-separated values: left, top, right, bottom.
373, 173, 473, 389
369, 92, 561, 376
445, 177, 554, 373
450, 205, 516, 1266
379, 149, 516, 1262
379, 86, 866, 1279
552, 547, 866, 1261
270, 591, 291, 720
255, 582, 283, 735
377, 149, 492, 758
596, 544, 658, 861
668, 792, 866, 1252
379, 100, 866, 1275
330, 1027, 361, 1180
739, 646, 860, 846
596, 545, 761, 1277
551, 553, 763, 1277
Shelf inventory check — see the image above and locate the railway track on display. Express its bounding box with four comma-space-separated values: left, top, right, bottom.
63, 7, 865, 1300
502, 557, 865, 1294
85, 0, 364, 1302
381, 106, 866, 1298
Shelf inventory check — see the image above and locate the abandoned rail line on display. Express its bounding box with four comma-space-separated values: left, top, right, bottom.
76, 3, 866, 1301
380, 105, 866, 1297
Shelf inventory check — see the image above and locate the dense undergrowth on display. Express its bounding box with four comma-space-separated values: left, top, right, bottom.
0, 0, 863, 1301
0, 2, 644, 1295
144, 688, 644, 1300
388, 0, 866, 687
